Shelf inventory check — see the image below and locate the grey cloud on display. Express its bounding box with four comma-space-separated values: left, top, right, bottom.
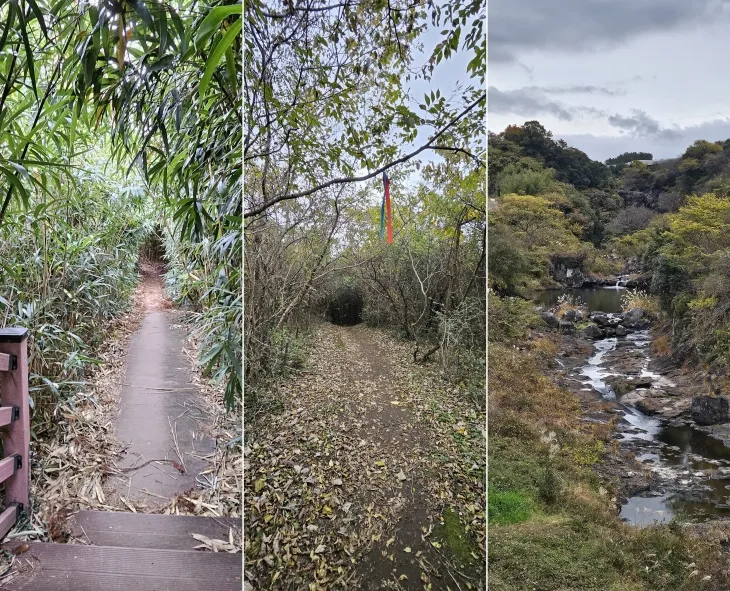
528, 85, 626, 97
489, 86, 607, 121
490, 0, 729, 64
608, 109, 681, 139
489, 86, 574, 121
557, 118, 730, 162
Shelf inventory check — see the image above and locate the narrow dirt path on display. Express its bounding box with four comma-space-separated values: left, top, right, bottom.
245, 323, 485, 590
109, 263, 215, 506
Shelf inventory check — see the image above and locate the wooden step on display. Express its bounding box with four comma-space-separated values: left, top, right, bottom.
67, 511, 241, 551
0, 543, 242, 591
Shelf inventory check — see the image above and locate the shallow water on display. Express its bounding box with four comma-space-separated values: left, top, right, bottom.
535, 287, 625, 313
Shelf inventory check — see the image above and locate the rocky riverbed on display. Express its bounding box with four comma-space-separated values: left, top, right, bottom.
539, 295, 730, 526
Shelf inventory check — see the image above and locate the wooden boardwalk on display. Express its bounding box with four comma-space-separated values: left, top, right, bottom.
2, 512, 242, 590
0, 311, 242, 589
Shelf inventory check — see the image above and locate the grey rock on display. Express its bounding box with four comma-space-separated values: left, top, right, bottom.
540, 311, 560, 329
615, 325, 630, 337
623, 308, 647, 328
558, 320, 575, 333
691, 396, 730, 426
582, 324, 605, 340
591, 312, 610, 327
632, 376, 653, 388
563, 309, 584, 322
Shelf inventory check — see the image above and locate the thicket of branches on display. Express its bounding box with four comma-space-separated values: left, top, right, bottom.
244, 0, 486, 414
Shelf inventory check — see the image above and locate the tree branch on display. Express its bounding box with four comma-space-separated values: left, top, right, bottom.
244, 91, 486, 218
428, 144, 485, 168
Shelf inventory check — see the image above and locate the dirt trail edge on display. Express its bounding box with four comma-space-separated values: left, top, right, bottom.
244, 323, 486, 591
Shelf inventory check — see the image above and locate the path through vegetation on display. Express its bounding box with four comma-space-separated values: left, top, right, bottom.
110, 263, 216, 506
244, 324, 485, 590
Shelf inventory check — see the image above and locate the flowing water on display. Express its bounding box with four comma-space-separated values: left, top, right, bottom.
541, 287, 730, 527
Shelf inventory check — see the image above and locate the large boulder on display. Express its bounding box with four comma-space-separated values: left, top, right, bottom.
691, 396, 730, 426
563, 309, 584, 323
622, 308, 648, 328
615, 325, 630, 337
590, 312, 610, 327
540, 311, 560, 329
636, 398, 665, 416
582, 324, 605, 340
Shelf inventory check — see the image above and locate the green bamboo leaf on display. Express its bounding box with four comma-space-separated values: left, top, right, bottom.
26, 0, 49, 40
199, 18, 242, 98
18, 11, 37, 98
195, 4, 241, 48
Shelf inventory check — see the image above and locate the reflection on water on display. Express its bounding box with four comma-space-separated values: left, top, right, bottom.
535, 287, 625, 313
658, 425, 730, 464
620, 495, 673, 526
622, 425, 730, 526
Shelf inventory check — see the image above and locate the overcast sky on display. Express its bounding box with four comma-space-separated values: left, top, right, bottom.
488, 0, 730, 162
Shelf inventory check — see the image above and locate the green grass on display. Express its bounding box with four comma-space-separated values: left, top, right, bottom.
488, 490, 532, 525
434, 507, 480, 567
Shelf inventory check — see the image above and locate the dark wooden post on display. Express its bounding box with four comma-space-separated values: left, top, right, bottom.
0, 328, 30, 515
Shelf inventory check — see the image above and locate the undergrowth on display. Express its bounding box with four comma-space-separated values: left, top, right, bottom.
0, 171, 151, 421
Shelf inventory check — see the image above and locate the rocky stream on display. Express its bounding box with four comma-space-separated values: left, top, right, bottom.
537, 287, 730, 527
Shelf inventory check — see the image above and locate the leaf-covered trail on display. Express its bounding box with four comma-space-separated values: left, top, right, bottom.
244, 323, 485, 590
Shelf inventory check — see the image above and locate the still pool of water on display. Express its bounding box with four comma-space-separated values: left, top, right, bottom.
534, 287, 625, 313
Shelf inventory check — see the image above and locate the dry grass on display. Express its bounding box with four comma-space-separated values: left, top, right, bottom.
622, 289, 661, 316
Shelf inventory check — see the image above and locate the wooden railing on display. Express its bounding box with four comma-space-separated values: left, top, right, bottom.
0, 328, 29, 539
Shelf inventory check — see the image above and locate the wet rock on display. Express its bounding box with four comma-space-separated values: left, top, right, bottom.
691, 396, 730, 426
590, 312, 610, 327
582, 324, 605, 339
622, 308, 649, 328
615, 325, 630, 337
540, 311, 560, 329
608, 316, 623, 328
604, 328, 616, 338
563, 309, 583, 322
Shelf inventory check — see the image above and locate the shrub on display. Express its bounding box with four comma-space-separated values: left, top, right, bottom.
488, 295, 542, 343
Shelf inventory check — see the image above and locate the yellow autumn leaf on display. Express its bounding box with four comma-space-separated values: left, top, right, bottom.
254, 478, 266, 492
